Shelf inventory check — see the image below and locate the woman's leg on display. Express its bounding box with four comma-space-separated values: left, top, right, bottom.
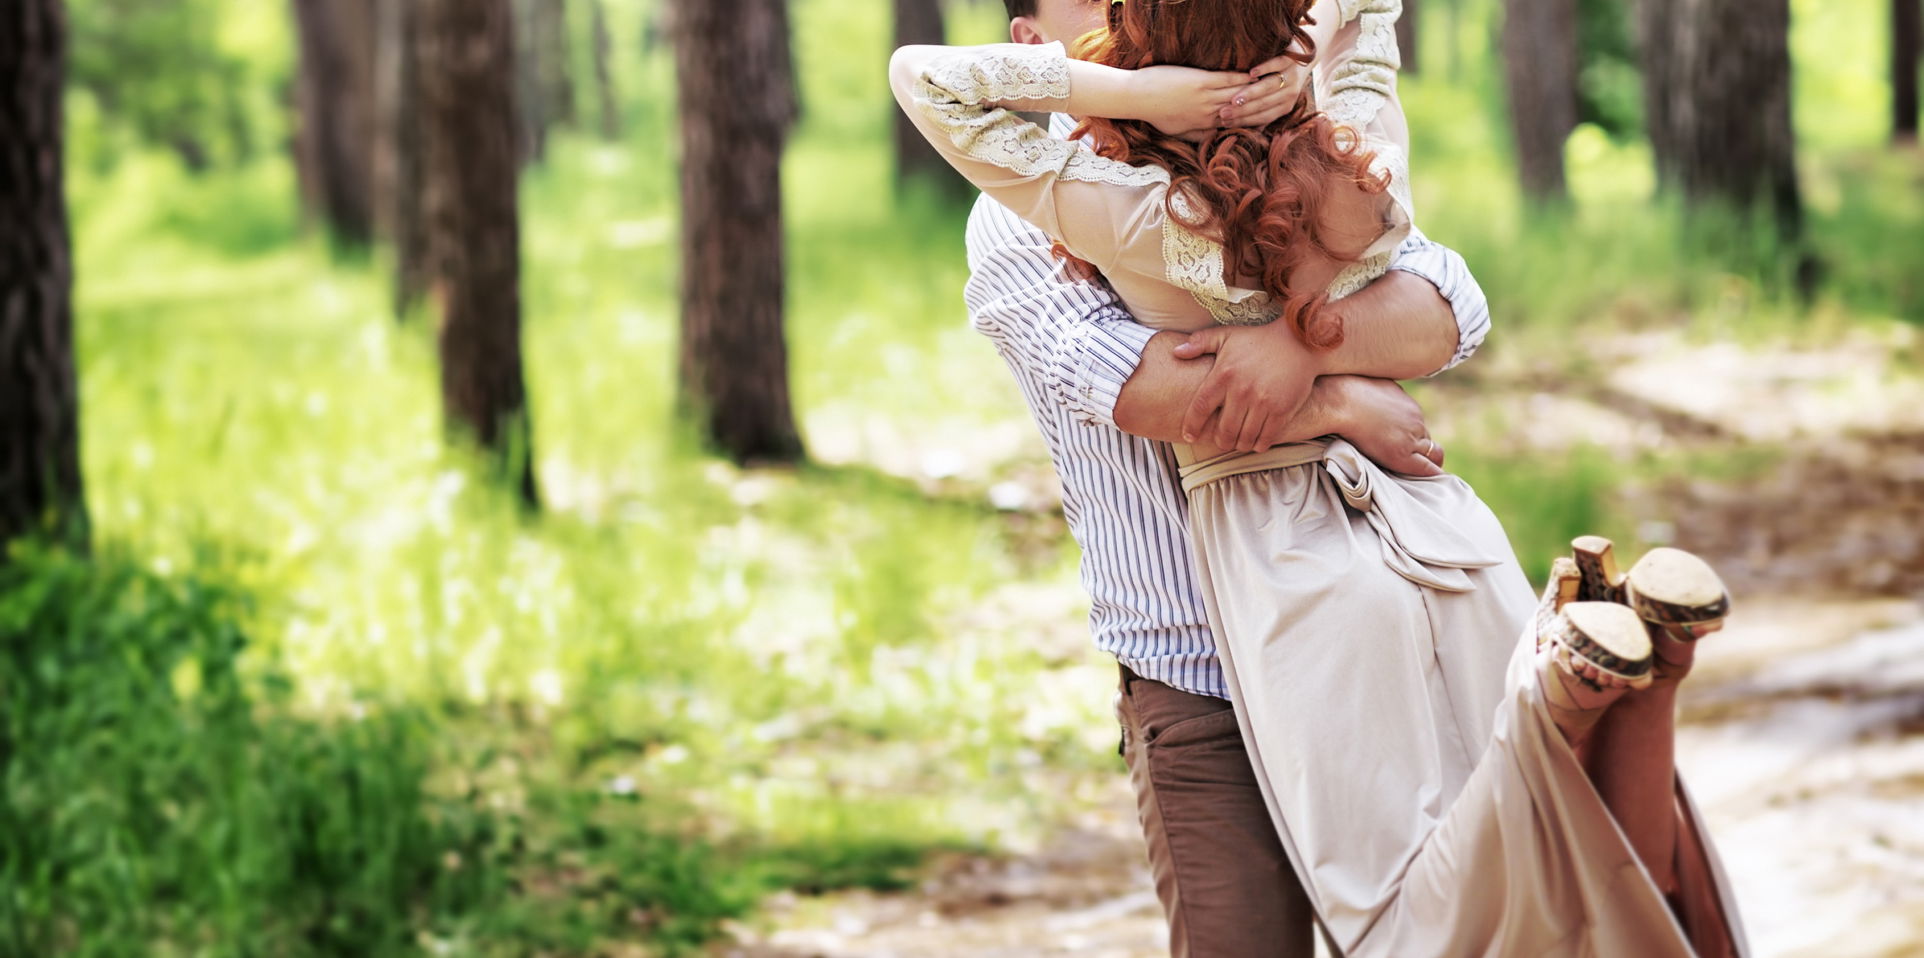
1582, 680, 1683, 891
1533, 561, 1650, 750
1569, 539, 1731, 896
1584, 621, 1740, 953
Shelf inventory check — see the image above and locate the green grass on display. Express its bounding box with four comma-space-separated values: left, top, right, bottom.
7, 0, 1922, 952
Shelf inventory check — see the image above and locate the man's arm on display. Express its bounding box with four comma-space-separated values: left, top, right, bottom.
966, 197, 1464, 475
1116, 332, 1446, 476
1166, 229, 1491, 450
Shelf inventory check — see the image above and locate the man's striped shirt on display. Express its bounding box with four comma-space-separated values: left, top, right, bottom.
962, 124, 1491, 699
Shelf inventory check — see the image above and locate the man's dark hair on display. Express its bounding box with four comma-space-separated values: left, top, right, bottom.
1004, 0, 1037, 18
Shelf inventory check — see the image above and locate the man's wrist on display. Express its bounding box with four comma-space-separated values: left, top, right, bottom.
1308, 375, 1359, 436
1256, 315, 1337, 377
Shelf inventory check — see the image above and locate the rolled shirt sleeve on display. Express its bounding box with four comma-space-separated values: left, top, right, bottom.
964, 192, 1156, 429
1387, 227, 1491, 374
1047, 308, 1159, 427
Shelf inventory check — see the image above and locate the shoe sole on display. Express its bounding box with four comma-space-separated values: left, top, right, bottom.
1571, 537, 1730, 635
1547, 601, 1653, 684
1625, 547, 1730, 627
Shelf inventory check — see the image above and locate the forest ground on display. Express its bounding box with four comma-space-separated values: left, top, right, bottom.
713, 325, 1924, 958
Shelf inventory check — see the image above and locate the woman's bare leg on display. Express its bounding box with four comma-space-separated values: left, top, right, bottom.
1582, 622, 1715, 896
1583, 680, 1683, 890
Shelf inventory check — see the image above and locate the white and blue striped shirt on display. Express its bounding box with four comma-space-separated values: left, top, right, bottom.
962, 122, 1492, 699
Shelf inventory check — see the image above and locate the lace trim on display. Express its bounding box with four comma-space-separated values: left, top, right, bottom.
914, 42, 1170, 189
1161, 188, 1280, 326
920, 41, 1071, 107
1327, 252, 1392, 302
1160, 148, 1411, 314
1063, 153, 1171, 188
1321, 0, 1402, 134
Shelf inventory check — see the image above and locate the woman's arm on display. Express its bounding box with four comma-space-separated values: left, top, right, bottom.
1314, 0, 1404, 142
1311, 0, 1416, 257
889, 42, 1255, 138
887, 42, 1255, 275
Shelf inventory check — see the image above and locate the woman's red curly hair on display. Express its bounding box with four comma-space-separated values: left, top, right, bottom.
1066, 0, 1390, 349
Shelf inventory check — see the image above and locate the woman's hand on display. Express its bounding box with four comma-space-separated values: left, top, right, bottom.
1322, 376, 1445, 477
1125, 65, 1270, 137
1220, 55, 1312, 128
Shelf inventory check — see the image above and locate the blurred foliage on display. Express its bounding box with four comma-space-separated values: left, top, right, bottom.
64, 0, 290, 173
1576, 0, 1643, 140
11, 0, 1922, 953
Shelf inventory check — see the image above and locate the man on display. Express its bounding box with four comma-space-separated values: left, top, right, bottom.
966, 2, 1490, 955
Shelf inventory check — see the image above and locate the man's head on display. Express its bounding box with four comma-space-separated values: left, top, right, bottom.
1006, 0, 1108, 45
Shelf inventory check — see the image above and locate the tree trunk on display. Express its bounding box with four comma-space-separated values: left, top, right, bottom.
374, 0, 430, 318
1396, 0, 1420, 75
1898, 0, 1921, 143
1502, 0, 1577, 203
671, 0, 804, 465
291, 0, 378, 244
537, 0, 574, 129
893, 0, 961, 192
418, 0, 539, 506
0, 0, 89, 553
589, 0, 620, 139
1637, 0, 1802, 235
513, 0, 574, 164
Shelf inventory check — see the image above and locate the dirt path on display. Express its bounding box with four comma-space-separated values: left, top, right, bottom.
715, 597, 1924, 958
723, 331, 1924, 958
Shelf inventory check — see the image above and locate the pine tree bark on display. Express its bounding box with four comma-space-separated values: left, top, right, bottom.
374, 0, 430, 318
671, 0, 804, 465
589, 0, 621, 139
1502, 0, 1577, 203
1395, 0, 1420, 76
1637, 0, 1802, 235
418, 0, 539, 506
1897, 0, 1921, 143
291, 0, 378, 244
893, 0, 962, 192
0, 0, 89, 553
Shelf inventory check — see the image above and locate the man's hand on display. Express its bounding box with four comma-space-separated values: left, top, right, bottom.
1172, 322, 1323, 451
1321, 376, 1445, 477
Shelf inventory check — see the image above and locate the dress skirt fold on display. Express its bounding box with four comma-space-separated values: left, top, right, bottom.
1181, 439, 1750, 957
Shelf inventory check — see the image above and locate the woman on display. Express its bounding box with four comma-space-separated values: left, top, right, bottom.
889, 1, 1749, 954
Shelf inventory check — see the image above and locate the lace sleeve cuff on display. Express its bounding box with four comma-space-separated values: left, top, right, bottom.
1320, 0, 1403, 140
919, 41, 1072, 107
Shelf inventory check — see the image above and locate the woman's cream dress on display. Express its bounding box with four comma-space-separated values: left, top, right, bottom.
891, 2, 1749, 954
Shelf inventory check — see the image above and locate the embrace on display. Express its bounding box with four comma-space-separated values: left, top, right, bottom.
889, 0, 1749, 955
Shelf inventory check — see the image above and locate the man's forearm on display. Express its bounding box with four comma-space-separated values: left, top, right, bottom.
1316, 270, 1459, 380
1116, 332, 1347, 443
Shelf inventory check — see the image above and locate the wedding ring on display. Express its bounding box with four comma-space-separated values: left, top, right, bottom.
1419, 437, 1435, 456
